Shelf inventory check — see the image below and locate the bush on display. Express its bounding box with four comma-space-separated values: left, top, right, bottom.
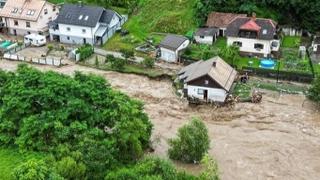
105, 156, 196, 180
108, 55, 127, 70
168, 118, 210, 163
54, 156, 86, 180
77, 44, 93, 61
308, 76, 320, 103
142, 57, 155, 68
60, 45, 65, 51
13, 159, 62, 180
120, 49, 135, 59
199, 154, 220, 180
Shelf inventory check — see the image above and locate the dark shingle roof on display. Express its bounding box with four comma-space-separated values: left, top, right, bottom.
159, 35, 188, 50
55, 4, 115, 27
195, 28, 219, 36
226, 17, 277, 40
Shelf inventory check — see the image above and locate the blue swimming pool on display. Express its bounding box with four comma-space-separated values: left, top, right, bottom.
260, 58, 275, 69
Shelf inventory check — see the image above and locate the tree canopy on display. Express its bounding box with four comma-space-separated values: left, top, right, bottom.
0, 64, 152, 179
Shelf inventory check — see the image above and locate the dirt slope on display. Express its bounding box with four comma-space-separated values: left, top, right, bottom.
0, 60, 319, 180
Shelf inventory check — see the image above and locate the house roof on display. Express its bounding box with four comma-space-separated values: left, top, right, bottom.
194, 27, 219, 37
54, 4, 116, 27
0, 0, 49, 21
159, 34, 189, 51
179, 56, 237, 91
240, 19, 261, 31
226, 17, 277, 40
206, 12, 247, 28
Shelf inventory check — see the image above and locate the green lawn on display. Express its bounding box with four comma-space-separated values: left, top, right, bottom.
282, 36, 301, 48
104, 0, 198, 51
235, 57, 260, 69
0, 148, 46, 180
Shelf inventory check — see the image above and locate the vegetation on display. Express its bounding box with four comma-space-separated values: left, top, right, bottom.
199, 154, 220, 180
77, 44, 94, 61
0, 65, 152, 179
308, 77, 320, 103
282, 36, 301, 48
194, 0, 320, 32
105, 156, 197, 179
168, 118, 210, 163
142, 57, 155, 68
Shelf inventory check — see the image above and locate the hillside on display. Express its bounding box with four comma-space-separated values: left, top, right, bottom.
105, 0, 198, 50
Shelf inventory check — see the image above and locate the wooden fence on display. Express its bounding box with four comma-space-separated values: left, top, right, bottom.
3, 53, 62, 66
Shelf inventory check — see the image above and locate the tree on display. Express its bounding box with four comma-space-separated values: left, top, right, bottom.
54, 156, 86, 180
219, 45, 239, 67
142, 57, 155, 68
200, 154, 220, 180
13, 159, 63, 180
308, 77, 320, 103
168, 118, 210, 163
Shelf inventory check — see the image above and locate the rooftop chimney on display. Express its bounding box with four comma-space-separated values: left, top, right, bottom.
252, 12, 257, 21
212, 61, 216, 67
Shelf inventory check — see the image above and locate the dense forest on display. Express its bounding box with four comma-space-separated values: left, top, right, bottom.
195, 0, 320, 32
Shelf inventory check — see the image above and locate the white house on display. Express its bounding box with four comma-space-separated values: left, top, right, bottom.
178, 56, 237, 103
0, 0, 58, 36
206, 12, 246, 37
194, 27, 218, 45
225, 15, 280, 58
159, 34, 190, 63
312, 36, 320, 54
49, 3, 125, 46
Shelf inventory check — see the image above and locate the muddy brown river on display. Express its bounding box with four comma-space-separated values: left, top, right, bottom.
0, 60, 319, 180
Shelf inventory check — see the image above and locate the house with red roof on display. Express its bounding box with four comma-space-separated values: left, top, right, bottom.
225, 14, 280, 58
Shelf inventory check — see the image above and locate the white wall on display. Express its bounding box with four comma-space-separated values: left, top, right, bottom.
187, 85, 227, 102
160, 47, 176, 62
227, 37, 273, 57
5, 2, 58, 36
194, 35, 214, 45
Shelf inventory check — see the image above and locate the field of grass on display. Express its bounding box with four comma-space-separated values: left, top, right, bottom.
105, 0, 198, 51
282, 36, 301, 48
0, 148, 46, 180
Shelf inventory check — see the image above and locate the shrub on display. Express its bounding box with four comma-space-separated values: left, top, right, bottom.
54, 156, 86, 180
108, 55, 127, 70
120, 49, 135, 59
60, 45, 65, 51
76, 44, 93, 61
308, 76, 320, 103
47, 44, 53, 53
199, 154, 220, 180
168, 118, 210, 163
142, 57, 155, 68
13, 159, 63, 180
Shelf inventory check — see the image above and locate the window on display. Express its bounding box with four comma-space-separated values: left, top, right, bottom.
66, 27, 71, 31
198, 89, 204, 95
204, 80, 209, 85
14, 20, 18, 26
27, 10, 35, 16
84, 16, 89, 21
26, 22, 30, 28
11, 8, 18, 13
53, 6, 56, 12
82, 29, 86, 33
200, 36, 205, 39
233, 41, 242, 47
27, 31, 31, 34
44, 8, 48, 15
67, 36, 70, 40
262, 29, 267, 35
78, 15, 83, 20
254, 43, 264, 50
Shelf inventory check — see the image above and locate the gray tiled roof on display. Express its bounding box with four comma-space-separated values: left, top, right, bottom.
179, 56, 237, 91
159, 35, 188, 50
194, 27, 219, 36
226, 17, 277, 40
54, 4, 115, 27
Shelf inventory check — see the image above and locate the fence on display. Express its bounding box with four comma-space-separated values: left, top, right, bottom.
241, 66, 314, 83
3, 53, 62, 66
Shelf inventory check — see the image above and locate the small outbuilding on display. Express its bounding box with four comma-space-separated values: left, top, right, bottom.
194, 27, 219, 45
159, 34, 190, 63
24, 34, 46, 47
178, 56, 237, 103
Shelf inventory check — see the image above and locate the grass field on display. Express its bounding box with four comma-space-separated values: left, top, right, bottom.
0, 148, 46, 180
105, 0, 198, 51
282, 36, 301, 48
